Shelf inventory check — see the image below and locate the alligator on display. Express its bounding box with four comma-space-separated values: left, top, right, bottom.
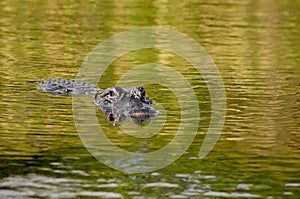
37, 78, 158, 125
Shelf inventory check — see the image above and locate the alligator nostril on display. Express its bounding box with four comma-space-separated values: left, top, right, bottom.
109, 113, 114, 121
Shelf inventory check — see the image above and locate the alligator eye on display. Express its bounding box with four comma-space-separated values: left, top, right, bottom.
109, 90, 115, 97
138, 86, 146, 97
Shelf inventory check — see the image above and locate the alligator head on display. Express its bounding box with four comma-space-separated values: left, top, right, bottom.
94, 86, 158, 124
37, 78, 158, 125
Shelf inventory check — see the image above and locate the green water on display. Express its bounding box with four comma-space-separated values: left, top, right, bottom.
1, 0, 299, 198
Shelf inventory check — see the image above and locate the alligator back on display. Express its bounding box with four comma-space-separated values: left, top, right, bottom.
37, 78, 99, 96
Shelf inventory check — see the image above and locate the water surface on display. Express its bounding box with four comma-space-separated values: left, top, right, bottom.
0, 0, 299, 198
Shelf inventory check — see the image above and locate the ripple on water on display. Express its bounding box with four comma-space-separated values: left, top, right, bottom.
97, 183, 119, 188
285, 183, 300, 187
203, 191, 261, 198
0, 174, 123, 199
143, 182, 179, 188
79, 191, 123, 198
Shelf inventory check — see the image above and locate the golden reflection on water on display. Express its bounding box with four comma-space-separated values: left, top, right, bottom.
0, 0, 299, 197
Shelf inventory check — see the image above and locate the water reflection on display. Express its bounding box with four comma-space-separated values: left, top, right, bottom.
1, 0, 300, 198
0, 171, 266, 198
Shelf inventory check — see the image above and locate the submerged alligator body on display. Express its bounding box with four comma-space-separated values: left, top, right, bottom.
38, 78, 158, 124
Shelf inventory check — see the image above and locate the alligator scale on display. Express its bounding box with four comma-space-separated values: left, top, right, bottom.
37, 78, 158, 125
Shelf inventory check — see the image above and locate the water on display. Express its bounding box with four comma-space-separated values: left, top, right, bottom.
1, 0, 300, 198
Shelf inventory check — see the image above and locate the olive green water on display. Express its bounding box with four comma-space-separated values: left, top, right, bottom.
1, 0, 300, 198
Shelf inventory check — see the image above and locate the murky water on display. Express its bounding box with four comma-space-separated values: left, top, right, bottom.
1, 0, 299, 198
